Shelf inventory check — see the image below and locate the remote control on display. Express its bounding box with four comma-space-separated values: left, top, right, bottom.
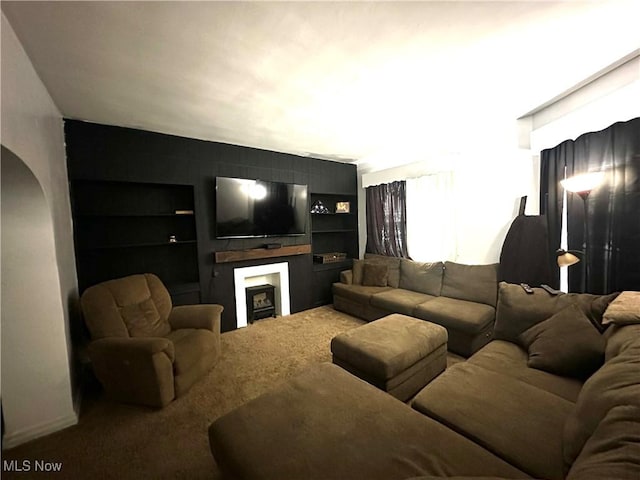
541, 284, 563, 296
520, 283, 534, 294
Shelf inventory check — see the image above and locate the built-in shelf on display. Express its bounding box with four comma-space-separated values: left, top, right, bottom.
312, 260, 353, 272
310, 191, 358, 307
71, 180, 199, 295
214, 244, 312, 263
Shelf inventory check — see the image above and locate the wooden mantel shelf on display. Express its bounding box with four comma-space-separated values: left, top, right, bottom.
214, 244, 312, 263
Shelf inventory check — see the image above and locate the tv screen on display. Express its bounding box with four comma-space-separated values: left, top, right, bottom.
215, 177, 308, 238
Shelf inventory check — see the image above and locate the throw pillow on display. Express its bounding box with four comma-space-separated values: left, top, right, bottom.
364, 253, 401, 287
517, 303, 605, 379
572, 291, 620, 333
602, 291, 640, 325
352, 259, 364, 285
362, 263, 389, 287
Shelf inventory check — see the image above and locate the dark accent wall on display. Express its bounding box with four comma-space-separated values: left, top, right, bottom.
64, 120, 358, 331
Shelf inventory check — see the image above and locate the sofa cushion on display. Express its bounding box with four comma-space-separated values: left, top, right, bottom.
414, 296, 495, 334
165, 328, 217, 375
467, 340, 583, 402
572, 291, 620, 333
209, 363, 528, 480
362, 262, 389, 286
399, 259, 443, 296
566, 404, 640, 480
119, 297, 169, 337
517, 304, 605, 379
563, 335, 640, 470
494, 282, 618, 343
602, 291, 640, 325
364, 253, 402, 288
370, 288, 436, 316
412, 362, 573, 480
441, 262, 498, 307
332, 282, 392, 304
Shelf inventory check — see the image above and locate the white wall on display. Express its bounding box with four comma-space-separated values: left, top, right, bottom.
358, 52, 639, 265
528, 52, 640, 155
452, 152, 532, 264
1, 12, 78, 447
1, 148, 78, 448
360, 150, 532, 264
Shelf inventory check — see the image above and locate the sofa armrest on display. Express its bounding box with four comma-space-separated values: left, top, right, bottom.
169, 304, 223, 332
340, 270, 353, 284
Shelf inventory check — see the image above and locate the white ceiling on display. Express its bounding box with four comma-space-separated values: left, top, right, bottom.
2, 1, 638, 171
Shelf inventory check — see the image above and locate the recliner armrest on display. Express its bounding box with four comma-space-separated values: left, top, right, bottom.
87, 336, 177, 407
88, 336, 175, 362
169, 304, 223, 332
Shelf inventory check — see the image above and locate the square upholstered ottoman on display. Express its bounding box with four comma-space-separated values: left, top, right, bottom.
331, 313, 447, 401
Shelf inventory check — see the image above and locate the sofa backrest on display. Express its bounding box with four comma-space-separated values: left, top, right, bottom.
81, 273, 172, 339
563, 322, 640, 476
354, 256, 497, 305
493, 282, 619, 343
441, 261, 498, 307
566, 404, 640, 480
399, 259, 444, 296
490, 285, 639, 477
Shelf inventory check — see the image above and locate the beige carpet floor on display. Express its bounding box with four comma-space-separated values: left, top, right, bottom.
2, 306, 366, 479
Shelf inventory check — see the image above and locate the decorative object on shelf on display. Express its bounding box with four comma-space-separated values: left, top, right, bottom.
335, 201, 350, 214
310, 200, 330, 214
559, 171, 605, 293
313, 252, 347, 264
175, 209, 194, 215
169, 235, 177, 243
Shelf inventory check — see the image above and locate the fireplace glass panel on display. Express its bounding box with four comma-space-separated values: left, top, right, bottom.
246, 284, 276, 323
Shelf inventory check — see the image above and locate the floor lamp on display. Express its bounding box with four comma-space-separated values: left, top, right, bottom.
558, 171, 605, 293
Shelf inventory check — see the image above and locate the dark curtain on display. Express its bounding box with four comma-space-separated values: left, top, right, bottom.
540, 117, 640, 294
499, 198, 554, 287
365, 180, 410, 257
540, 140, 573, 288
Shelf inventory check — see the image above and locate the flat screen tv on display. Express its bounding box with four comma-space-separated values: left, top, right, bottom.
215, 176, 308, 238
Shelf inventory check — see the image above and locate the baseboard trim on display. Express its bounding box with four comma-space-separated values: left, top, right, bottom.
2, 412, 78, 449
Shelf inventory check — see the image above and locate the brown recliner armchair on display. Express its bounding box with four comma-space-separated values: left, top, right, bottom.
80, 273, 223, 407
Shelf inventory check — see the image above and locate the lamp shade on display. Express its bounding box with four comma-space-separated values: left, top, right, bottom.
560, 172, 604, 194
556, 249, 581, 267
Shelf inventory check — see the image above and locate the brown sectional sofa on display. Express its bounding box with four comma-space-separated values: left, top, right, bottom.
209, 283, 640, 480
333, 253, 499, 356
